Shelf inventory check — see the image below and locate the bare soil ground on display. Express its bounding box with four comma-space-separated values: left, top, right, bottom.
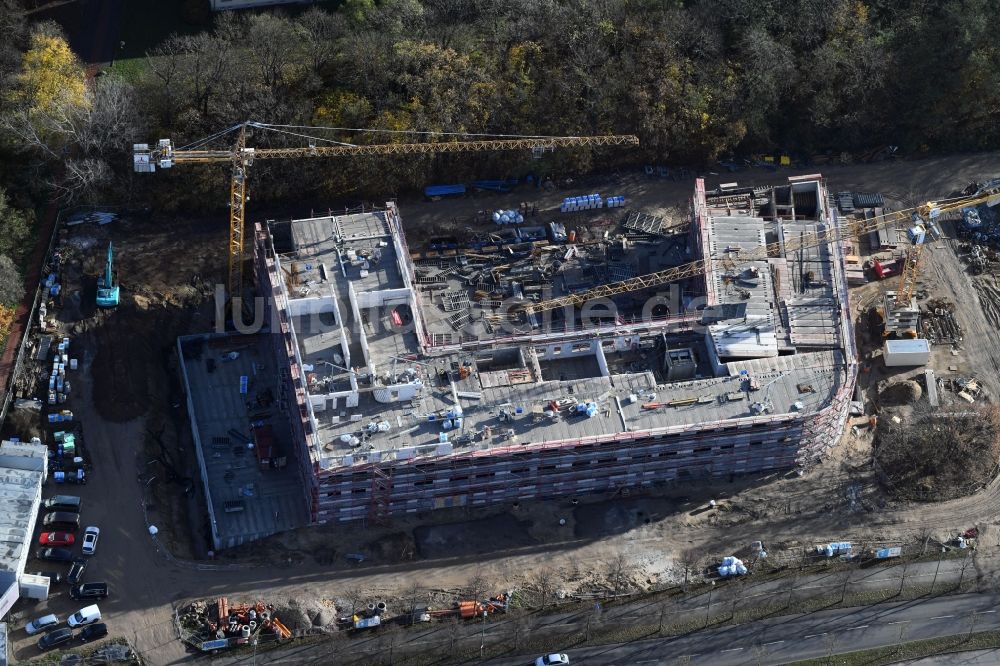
13, 152, 1000, 665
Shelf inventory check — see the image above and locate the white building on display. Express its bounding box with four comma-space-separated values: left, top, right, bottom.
0, 441, 47, 619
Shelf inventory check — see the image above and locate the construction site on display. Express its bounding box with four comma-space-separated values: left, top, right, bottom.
10, 132, 1000, 662
175, 173, 861, 549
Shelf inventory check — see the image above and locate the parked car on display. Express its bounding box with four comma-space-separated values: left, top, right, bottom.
81, 526, 100, 555
38, 627, 74, 650
77, 622, 108, 642
27, 571, 63, 584
71, 582, 109, 600
67, 558, 87, 585
535, 655, 570, 666
67, 604, 101, 628
42, 511, 79, 530
36, 547, 74, 563
38, 531, 75, 546
43, 495, 81, 512
24, 614, 59, 635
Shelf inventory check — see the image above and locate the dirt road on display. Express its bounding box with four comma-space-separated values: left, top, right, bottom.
13, 150, 1000, 664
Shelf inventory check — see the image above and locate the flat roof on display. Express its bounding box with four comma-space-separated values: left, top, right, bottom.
270, 182, 851, 470
179, 336, 310, 545
885, 339, 931, 352
290, 212, 404, 293
0, 443, 45, 574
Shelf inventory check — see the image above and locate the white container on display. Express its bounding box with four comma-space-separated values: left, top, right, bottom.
883, 339, 931, 367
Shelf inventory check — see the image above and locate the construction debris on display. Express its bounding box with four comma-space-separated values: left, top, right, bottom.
179, 598, 300, 652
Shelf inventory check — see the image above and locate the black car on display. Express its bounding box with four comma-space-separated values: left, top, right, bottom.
77, 622, 108, 642
28, 570, 63, 584
67, 558, 87, 585
42, 512, 80, 530
38, 627, 74, 650
36, 547, 74, 562
71, 582, 108, 600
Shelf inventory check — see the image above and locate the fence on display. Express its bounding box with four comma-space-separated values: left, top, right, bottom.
181, 543, 983, 665
0, 203, 69, 428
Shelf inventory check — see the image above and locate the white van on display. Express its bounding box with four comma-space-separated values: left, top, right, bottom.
67, 604, 101, 628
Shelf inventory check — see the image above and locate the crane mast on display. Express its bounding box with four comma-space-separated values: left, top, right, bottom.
134, 122, 639, 300
521, 187, 1000, 316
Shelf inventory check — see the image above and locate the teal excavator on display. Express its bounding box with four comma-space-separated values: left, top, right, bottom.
96, 242, 119, 308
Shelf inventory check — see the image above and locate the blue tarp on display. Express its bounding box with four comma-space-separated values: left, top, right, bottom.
472, 179, 519, 192
424, 184, 466, 198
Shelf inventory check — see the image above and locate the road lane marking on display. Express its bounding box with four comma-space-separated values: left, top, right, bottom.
721, 647, 744, 652
930, 615, 954, 620
888, 621, 910, 625
763, 640, 785, 646
846, 625, 869, 630
983, 610, 997, 614
804, 633, 827, 638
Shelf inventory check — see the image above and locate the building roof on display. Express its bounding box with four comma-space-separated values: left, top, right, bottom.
266, 181, 851, 471
885, 339, 931, 353
0, 441, 45, 575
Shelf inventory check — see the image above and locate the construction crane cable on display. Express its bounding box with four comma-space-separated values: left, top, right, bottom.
255, 122, 562, 140
175, 123, 244, 152
251, 124, 358, 147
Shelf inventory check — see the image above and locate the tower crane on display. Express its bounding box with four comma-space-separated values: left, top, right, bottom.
133, 122, 639, 299
518, 185, 1000, 317
894, 215, 928, 307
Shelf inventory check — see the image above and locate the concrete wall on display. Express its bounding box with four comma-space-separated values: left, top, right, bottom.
288, 293, 337, 320
354, 287, 411, 310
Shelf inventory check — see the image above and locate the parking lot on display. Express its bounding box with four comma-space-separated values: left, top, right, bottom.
9, 477, 114, 658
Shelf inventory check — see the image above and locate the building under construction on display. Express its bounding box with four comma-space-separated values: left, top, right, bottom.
179, 176, 856, 548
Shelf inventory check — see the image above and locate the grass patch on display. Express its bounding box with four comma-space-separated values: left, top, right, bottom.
107, 56, 151, 83
784, 628, 1000, 665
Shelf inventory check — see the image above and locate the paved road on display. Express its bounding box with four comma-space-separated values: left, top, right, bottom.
13, 152, 1000, 665
481, 593, 1000, 666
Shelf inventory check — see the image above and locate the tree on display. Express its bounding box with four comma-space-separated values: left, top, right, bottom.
11, 30, 87, 119
605, 553, 635, 597
2, 29, 143, 202
0, 254, 24, 307
0, 188, 33, 264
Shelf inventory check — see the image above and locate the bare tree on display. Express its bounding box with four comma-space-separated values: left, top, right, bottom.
605, 553, 635, 597
464, 572, 491, 602
531, 568, 556, 609
894, 623, 909, 655
839, 567, 852, 604
967, 611, 979, 641
509, 612, 535, 650
341, 586, 365, 616
824, 632, 838, 665
680, 549, 701, 592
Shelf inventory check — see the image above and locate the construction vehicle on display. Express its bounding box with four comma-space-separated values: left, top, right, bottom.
134, 123, 638, 300
95, 242, 119, 308
516, 185, 1000, 317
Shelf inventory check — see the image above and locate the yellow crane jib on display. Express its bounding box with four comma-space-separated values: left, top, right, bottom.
523, 185, 1000, 315
132, 123, 639, 300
